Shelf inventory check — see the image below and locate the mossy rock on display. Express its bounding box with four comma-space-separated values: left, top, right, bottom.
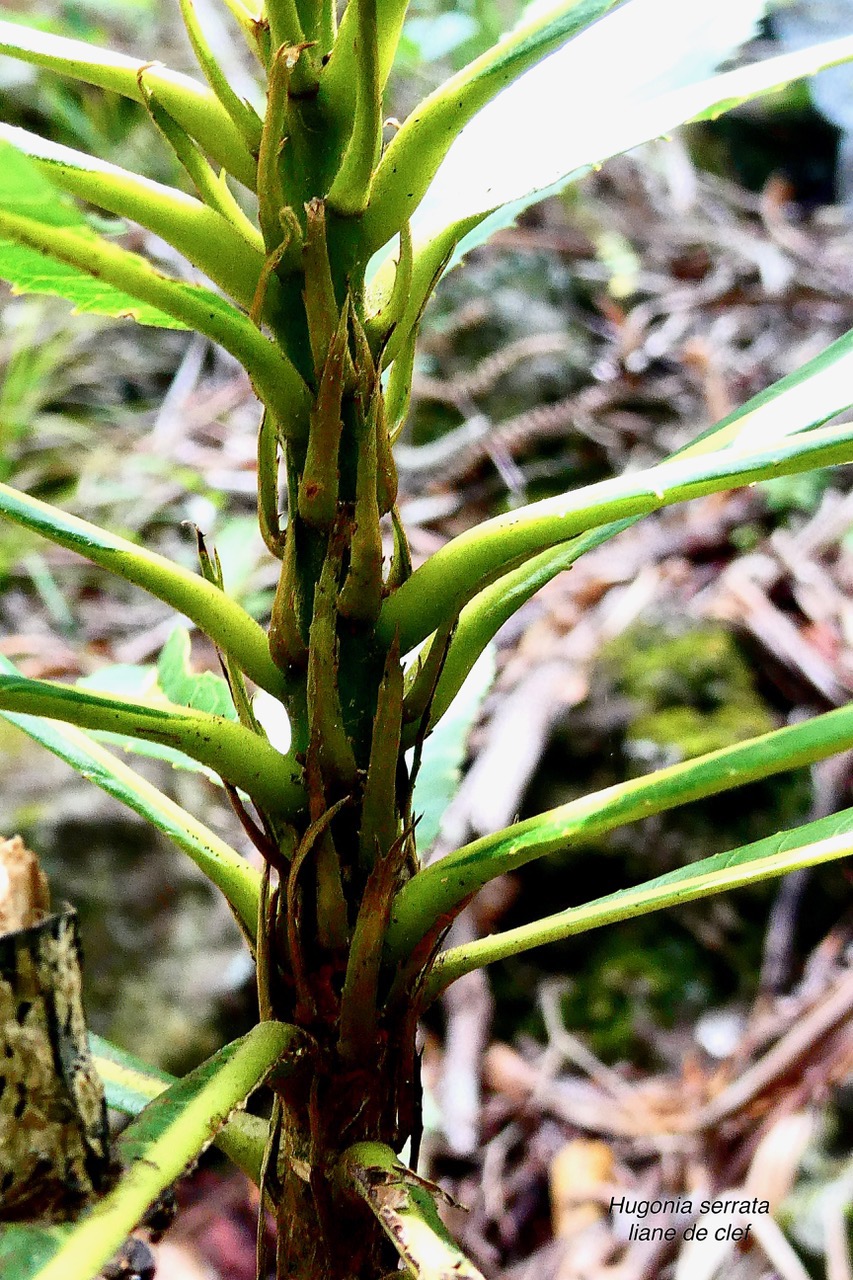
593, 619, 811, 858
627, 703, 775, 770
598, 622, 766, 720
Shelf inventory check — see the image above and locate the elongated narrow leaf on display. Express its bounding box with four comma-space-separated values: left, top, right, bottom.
89, 1035, 269, 1184
366, 0, 766, 293
443, 30, 853, 260
0, 673, 303, 815
0, 126, 266, 309
408, 646, 496, 851
427, 807, 853, 996
89, 1034, 174, 1115
0, 137, 185, 327
0, 478, 289, 697
389, 701, 853, 962
0, 19, 257, 187
362, 0, 621, 252
339, 1142, 486, 1280
0, 194, 310, 432
387, 698, 853, 963
369, 5, 853, 320
421, 322, 853, 730
407, 5, 853, 249
379, 418, 853, 654
0, 656, 260, 936
420, 542, 584, 743
74, 669, 238, 791
3, 716, 258, 929
84, 728, 228, 784
77, 653, 241, 785
0, 1023, 299, 1280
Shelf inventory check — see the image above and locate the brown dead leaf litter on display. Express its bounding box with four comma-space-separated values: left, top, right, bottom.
422, 934, 853, 1280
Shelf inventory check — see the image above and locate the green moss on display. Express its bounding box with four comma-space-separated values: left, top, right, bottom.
560, 932, 715, 1061
629, 703, 775, 767
597, 621, 779, 767
601, 622, 757, 710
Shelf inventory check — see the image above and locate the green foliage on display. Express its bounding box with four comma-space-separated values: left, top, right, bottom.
0, 1024, 301, 1280
558, 933, 713, 1061
0, 139, 183, 326
0, 2, 852, 1277
156, 626, 238, 720
409, 644, 496, 851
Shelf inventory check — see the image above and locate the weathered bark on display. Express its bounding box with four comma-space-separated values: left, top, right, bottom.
0, 837, 110, 1221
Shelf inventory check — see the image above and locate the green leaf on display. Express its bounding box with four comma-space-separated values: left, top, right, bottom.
85, 727, 227, 784
0, 1023, 300, 1279
318, 0, 407, 152
427, 805, 853, 997
0, 139, 185, 327
403, 12, 853, 254
177, 0, 263, 152
379, 415, 853, 656
368, 9, 853, 320
326, 0, 382, 216
0, 477, 290, 697
0, 126, 267, 311
90, 1034, 269, 1185
157, 626, 238, 720
76, 665, 155, 698
417, 321, 853, 727
362, 0, 620, 254
0, 18, 257, 187
338, 1142, 486, 1280
0, 672, 303, 816
89, 1034, 174, 1115
387, 697, 853, 964
408, 646, 496, 851
0, 657, 260, 937
0, 151, 310, 431
72, 631, 239, 783
420, 543, 579, 742
75, 663, 229, 780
